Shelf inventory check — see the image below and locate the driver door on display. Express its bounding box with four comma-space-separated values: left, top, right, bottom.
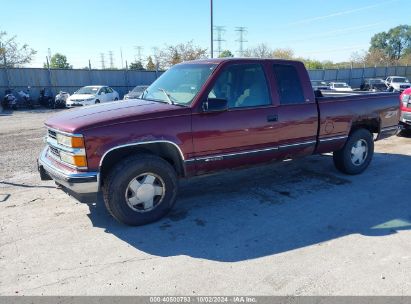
191, 63, 280, 173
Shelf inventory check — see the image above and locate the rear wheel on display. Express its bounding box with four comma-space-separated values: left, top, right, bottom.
103, 154, 178, 226
333, 128, 374, 175
95, 99, 100, 104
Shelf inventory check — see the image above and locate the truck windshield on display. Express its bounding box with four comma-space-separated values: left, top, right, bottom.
141, 64, 216, 106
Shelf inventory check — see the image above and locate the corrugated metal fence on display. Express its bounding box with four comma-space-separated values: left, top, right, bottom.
0, 68, 163, 99
308, 65, 411, 88
1, 65, 411, 99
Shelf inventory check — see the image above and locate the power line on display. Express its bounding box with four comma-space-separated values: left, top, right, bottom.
108, 51, 114, 69
235, 27, 248, 57
100, 53, 105, 69
213, 26, 226, 57
134, 46, 143, 62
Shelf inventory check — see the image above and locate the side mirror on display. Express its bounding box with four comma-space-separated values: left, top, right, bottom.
202, 98, 228, 113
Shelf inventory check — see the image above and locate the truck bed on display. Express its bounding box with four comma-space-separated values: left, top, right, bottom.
315, 91, 400, 154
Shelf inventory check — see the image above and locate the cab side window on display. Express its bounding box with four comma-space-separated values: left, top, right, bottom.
273, 64, 305, 105
208, 64, 270, 109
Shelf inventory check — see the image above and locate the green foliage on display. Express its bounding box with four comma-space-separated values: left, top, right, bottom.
0, 30, 36, 67
219, 50, 234, 58
370, 25, 411, 60
146, 56, 156, 70
45, 53, 72, 69
129, 61, 145, 70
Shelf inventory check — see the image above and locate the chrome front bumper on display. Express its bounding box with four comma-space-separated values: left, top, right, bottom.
38, 147, 99, 194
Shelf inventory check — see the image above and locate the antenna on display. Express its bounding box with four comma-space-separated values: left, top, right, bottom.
213, 26, 226, 57
100, 53, 106, 69
235, 27, 248, 57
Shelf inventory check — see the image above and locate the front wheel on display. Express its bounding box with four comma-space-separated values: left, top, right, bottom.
333, 128, 374, 175
103, 154, 178, 226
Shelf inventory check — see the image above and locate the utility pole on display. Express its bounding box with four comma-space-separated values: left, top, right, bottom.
235, 27, 248, 57
100, 53, 106, 69
0, 42, 10, 89
120, 47, 124, 69
213, 26, 226, 57
134, 46, 143, 62
48, 48, 52, 63
210, 0, 213, 58
108, 51, 114, 69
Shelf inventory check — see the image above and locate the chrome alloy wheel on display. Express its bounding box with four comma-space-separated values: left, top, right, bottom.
125, 173, 165, 212
350, 139, 368, 166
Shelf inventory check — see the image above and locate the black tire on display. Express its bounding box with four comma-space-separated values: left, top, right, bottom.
103, 154, 178, 226
114, 97, 118, 101
95, 100, 100, 104
333, 128, 374, 175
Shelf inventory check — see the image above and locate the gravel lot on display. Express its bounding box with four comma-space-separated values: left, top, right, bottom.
1, 109, 411, 295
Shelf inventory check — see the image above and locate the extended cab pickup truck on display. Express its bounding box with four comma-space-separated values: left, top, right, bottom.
38, 59, 400, 226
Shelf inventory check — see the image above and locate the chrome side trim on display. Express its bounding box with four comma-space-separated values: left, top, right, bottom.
99, 140, 185, 168
192, 146, 279, 162
279, 140, 317, 149
380, 125, 399, 133
185, 140, 318, 163
319, 135, 348, 142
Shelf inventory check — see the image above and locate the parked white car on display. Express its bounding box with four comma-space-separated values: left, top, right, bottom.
329, 82, 353, 92
66, 85, 119, 108
384, 76, 411, 92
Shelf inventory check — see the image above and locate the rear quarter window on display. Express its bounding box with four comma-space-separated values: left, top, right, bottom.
273, 64, 305, 105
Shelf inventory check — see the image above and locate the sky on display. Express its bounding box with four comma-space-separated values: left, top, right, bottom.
1, 0, 410, 68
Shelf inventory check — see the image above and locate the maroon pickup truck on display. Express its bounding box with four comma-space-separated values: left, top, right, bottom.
38, 59, 400, 225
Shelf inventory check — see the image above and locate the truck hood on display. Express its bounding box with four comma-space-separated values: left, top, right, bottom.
45, 99, 190, 133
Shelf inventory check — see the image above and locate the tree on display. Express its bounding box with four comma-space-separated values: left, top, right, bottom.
146, 56, 156, 70
219, 50, 234, 58
129, 60, 145, 70
272, 48, 294, 60
0, 31, 36, 67
158, 41, 208, 68
370, 25, 411, 61
243, 43, 273, 58
44, 53, 72, 69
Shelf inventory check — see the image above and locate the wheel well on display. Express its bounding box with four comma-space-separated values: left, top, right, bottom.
99, 142, 185, 186
350, 119, 379, 135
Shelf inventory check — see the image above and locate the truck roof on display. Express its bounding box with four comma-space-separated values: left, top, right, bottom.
180, 58, 303, 65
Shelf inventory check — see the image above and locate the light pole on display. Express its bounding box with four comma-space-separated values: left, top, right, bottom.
210, 0, 213, 58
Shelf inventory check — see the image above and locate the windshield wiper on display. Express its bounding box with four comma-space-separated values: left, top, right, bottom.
139, 89, 148, 99
158, 88, 175, 105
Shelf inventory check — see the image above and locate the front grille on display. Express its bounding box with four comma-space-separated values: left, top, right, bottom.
400, 85, 410, 89
48, 129, 57, 140
49, 146, 60, 158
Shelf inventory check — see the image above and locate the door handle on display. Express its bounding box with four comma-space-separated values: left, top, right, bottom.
267, 114, 278, 122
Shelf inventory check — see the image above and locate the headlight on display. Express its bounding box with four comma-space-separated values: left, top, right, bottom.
59, 151, 87, 167
56, 133, 85, 148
